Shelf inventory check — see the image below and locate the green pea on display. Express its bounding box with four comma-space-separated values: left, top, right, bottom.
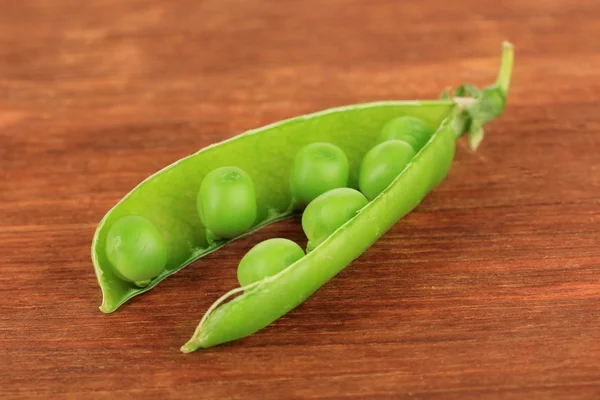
105, 215, 168, 284
302, 188, 368, 252
359, 140, 416, 200
237, 238, 305, 286
289, 142, 349, 207
377, 116, 434, 152
197, 166, 257, 239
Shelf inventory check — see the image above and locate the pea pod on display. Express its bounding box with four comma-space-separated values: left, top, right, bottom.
91, 42, 512, 317
180, 42, 514, 352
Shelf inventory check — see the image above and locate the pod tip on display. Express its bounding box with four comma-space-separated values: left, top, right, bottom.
180, 341, 197, 353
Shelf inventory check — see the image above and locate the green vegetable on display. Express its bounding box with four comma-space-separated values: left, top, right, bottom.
376, 116, 434, 152
181, 42, 513, 352
91, 42, 513, 320
302, 188, 368, 252
105, 216, 167, 284
197, 166, 257, 239
289, 142, 350, 207
359, 140, 416, 201
237, 238, 305, 286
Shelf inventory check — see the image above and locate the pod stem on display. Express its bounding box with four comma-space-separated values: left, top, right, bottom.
442, 41, 514, 150
496, 41, 514, 97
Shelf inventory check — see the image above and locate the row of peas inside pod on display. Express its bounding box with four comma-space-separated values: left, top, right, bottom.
102, 115, 434, 289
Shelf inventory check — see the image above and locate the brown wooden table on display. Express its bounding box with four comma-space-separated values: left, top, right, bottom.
1, 1, 599, 398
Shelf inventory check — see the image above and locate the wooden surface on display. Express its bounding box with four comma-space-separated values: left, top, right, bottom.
1, 0, 599, 398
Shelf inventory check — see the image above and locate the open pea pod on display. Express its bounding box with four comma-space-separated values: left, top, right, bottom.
180, 42, 514, 351
91, 42, 513, 318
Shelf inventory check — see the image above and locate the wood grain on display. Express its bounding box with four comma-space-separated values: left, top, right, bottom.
1, 0, 599, 398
